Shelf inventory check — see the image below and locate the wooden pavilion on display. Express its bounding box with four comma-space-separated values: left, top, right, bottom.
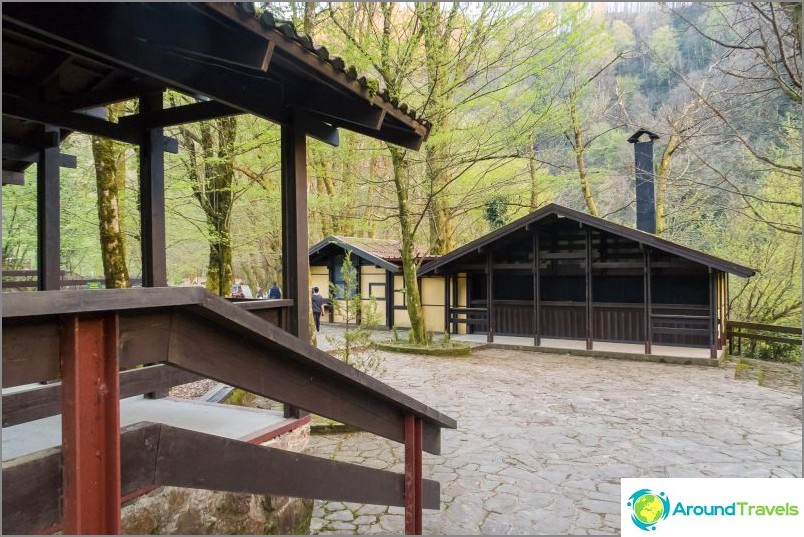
418, 203, 755, 360
309, 236, 438, 329
2, 3, 455, 535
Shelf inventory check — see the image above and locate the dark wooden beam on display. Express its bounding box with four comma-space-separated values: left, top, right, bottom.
118, 100, 241, 130
139, 92, 168, 287
709, 269, 717, 359
486, 249, 494, 343
443, 274, 450, 335
36, 125, 60, 291
585, 226, 593, 350
3, 93, 139, 144
335, 120, 422, 151
2, 143, 77, 168
296, 112, 340, 147
2, 170, 25, 185
280, 123, 310, 341
58, 82, 166, 111
297, 89, 386, 131
644, 247, 652, 355
404, 415, 424, 535
386, 270, 394, 329
533, 227, 541, 347
2, 364, 202, 428
155, 425, 439, 508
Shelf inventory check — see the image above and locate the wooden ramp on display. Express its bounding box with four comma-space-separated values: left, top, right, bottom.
2, 288, 456, 534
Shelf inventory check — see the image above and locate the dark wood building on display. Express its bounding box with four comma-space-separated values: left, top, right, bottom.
2, 4, 454, 535
309, 236, 436, 329
419, 203, 755, 359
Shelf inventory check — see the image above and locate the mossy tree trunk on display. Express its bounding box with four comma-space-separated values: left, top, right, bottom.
91, 102, 129, 288
389, 146, 428, 345
179, 116, 238, 297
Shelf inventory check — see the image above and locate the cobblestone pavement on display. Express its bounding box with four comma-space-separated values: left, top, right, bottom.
308, 331, 802, 535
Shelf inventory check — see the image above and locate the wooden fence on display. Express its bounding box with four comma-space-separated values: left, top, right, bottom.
726, 320, 802, 356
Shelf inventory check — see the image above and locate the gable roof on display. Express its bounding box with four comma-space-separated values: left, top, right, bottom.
418, 203, 756, 278
309, 236, 434, 273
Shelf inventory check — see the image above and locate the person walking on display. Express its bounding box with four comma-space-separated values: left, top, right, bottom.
311, 286, 324, 332
268, 282, 282, 299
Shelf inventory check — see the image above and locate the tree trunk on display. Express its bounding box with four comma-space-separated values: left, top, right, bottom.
91, 102, 129, 288
389, 146, 428, 344
569, 91, 598, 216
655, 133, 680, 235
425, 140, 455, 255
529, 145, 541, 210
206, 231, 232, 297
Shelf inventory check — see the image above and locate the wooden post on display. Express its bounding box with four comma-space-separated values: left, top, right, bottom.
355, 257, 362, 325
280, 122, 309, 342
644, 247, 652, 355
486, 249, 494, 342
709, 269, 717, 359
386, 270, 394, 329
533, 226, 541, 347
139, 92, 168, 287
328, 258, 335, 323
404, 414, 423, 535
585, 226, 592, 350
451, 274, 458, 334
61, 314, 121, 535
37, 125, 61, 291
720, 272, 727, 348
443, 273, 450, 335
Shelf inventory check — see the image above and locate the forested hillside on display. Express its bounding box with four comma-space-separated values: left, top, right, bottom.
3, 2, 801, 327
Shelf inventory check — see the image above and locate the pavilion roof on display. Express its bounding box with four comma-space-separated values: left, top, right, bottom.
418, 203, 756, 278
2, 2, 431, 180
309, 236, 436, 273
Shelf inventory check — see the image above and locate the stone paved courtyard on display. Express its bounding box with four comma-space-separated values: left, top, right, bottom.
308, 327, 802, 535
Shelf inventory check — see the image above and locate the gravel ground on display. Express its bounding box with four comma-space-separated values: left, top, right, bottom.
169, 379, 216, 399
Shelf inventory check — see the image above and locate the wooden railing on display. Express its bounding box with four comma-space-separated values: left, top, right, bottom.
448, 307, 488, 331
2, 288, 455, 534
2, 269, 142, 289
726, 320, 802, 355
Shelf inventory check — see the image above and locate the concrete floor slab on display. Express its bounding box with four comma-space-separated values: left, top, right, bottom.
2, 396, 287, 461
453, 334, 721, 365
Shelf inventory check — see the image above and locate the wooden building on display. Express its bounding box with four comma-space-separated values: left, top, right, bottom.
309, 236, 442, 330
418, 203, 755, 359
2, 4, 454, 535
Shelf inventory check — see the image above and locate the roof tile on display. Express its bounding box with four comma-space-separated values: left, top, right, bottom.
234, 2, 428, 128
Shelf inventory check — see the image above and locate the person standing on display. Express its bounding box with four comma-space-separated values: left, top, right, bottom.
268, 282, 282, 299
311, 286, 324, 332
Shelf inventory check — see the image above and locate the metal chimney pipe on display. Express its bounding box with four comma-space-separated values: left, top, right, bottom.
627, 129, 660, 234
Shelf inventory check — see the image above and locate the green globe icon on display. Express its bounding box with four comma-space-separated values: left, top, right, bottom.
633, 494, 664, 525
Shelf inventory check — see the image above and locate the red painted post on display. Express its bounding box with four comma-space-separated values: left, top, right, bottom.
404, 414, 423, 535
61, 314, 121, 535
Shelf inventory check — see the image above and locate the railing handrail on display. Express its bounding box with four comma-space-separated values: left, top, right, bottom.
726, 320, 802, 335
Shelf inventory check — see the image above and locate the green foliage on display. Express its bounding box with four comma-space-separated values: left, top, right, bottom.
326, 252, 385, 377
483, 195, 510, 230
